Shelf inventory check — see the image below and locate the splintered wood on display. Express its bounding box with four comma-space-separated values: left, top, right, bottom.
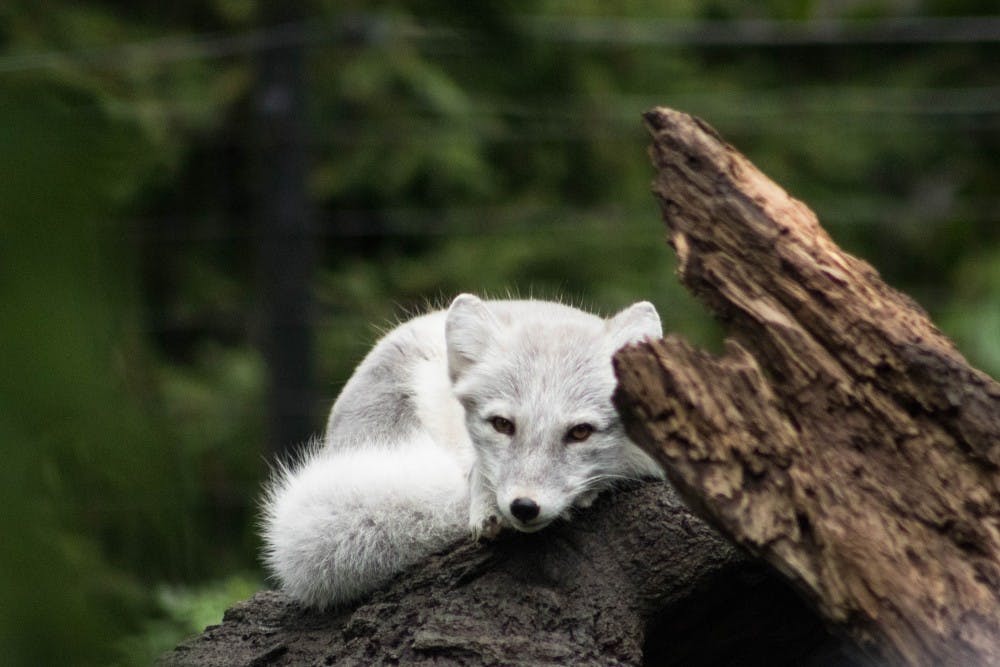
613, 107, 1000, 666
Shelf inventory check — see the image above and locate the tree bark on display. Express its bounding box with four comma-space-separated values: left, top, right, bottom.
160, 483, 848, 666
613, 107, 1000, 666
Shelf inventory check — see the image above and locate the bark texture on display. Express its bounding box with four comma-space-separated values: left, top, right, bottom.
161, 484, 845, 666
613, 107, 1000, 666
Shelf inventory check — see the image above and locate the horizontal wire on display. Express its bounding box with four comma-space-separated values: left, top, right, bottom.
524, 14, 1000, 46
2, 13, 999, 73
129, 199, 1000, 244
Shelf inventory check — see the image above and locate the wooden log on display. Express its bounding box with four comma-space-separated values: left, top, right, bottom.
163, 483, 843, 666
613, 107, 1000, 666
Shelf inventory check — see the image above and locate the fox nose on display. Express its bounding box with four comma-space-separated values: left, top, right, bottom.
510, 497, 541, 522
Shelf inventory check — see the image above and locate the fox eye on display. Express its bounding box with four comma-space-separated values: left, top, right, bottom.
489, 416, 515, 436
566, 423, 594, 442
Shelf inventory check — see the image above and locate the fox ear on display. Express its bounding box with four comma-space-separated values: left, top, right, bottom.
445, 294, 497, 381
608, 301, 662, 349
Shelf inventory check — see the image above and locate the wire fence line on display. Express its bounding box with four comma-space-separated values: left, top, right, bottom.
2, 13, 1000, 74
131, 194, 1000, 245
524, 14, 1000, 46
13, 16, 990, 292
5, 14, 997, 141
123, 88, 1000, 124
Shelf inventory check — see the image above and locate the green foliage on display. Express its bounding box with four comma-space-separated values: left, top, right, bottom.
941, 246, 1000, 374
0, 76, 175, 664
116, 573, 261, 665
1, 0, 998, 663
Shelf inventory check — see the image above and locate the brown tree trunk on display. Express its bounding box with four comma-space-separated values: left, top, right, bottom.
613, 107, 1000, 666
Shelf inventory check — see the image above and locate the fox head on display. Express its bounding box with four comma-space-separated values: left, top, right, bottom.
445, 293, 663, 533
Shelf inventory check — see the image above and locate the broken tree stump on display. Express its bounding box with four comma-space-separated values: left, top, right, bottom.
613, 107, 1000, 666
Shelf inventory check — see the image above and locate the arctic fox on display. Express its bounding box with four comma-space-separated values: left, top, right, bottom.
261, 294, 664, 609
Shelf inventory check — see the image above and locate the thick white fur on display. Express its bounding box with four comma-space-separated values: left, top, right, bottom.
262, 437, 468, 607
261, 294, 664, 609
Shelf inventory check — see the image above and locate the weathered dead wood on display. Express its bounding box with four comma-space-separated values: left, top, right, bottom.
161, 483, 848, 666
613, 107, 1000, 666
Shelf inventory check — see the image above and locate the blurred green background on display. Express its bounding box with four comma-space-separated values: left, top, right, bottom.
1, 1, 998, 664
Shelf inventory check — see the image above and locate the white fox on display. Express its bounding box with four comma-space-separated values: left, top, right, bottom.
261, 294, 664, 609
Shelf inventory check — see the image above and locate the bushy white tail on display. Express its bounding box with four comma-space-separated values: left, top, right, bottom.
261, 437, 469, 609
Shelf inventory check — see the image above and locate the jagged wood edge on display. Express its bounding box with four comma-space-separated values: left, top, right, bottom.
613, 106, 1000, 666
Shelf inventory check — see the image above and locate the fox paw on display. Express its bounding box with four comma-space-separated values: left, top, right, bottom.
472, 514, 505, 540
468, 471, 506, 539
469, 503, 507, 540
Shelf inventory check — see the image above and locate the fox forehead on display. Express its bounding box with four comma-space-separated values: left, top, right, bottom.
453, 323, 618, 413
